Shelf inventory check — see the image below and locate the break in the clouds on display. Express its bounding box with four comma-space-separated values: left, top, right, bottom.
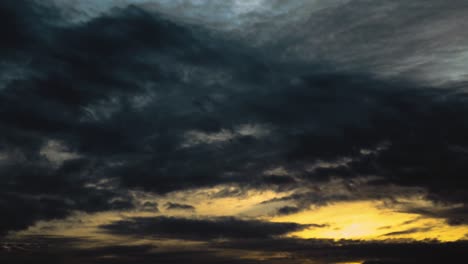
1, 0, 468, 263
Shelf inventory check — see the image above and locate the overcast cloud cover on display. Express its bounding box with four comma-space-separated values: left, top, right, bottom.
1, 0, 468, 263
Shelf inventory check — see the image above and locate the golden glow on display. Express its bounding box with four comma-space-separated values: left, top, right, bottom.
162, 186, 291, 217
12, 185, 291, 247
272, 199, 468, 242
12, 186, 468, 246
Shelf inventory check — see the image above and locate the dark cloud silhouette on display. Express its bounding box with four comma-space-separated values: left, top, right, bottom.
0, 157, 134, 235
165, 202, 195, 211
3, 236, 468, 264
141, 201, 159, 212
276, 206, 301, 215
100, 216, 309, 240
382, 227, 433, 237
217, 238, 468, 264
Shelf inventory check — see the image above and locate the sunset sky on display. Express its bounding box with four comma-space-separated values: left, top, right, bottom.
2, 1, 468, 263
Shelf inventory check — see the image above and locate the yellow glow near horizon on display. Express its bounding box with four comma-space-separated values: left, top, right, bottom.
12, 187, 468, 245
272, 200, 468, 242
12, 186, 292, 247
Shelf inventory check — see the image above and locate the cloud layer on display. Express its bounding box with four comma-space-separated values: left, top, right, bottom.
1, 0, 468, 263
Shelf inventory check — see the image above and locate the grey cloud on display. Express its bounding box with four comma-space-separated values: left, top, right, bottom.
45, 0, 468, 84
273, 0, 468, 84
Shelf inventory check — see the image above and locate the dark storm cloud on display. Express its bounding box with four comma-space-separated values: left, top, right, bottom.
0, 153, 135, 236
0, 1, 55, 55
1, 0, 468, 237
0, 0, 260, 234
100, 216, 308, 240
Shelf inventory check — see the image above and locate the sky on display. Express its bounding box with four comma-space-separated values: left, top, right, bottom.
1, 0, 468, 263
